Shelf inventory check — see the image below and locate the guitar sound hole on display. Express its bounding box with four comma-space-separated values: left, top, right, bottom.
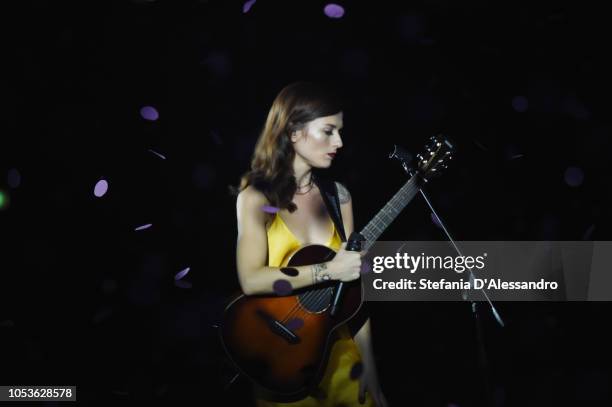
297, 287, 333, 313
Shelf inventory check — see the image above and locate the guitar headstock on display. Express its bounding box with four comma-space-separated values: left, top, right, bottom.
416, 134, 454, 182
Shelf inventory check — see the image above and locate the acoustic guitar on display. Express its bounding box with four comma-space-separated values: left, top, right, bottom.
220, 135, 454, 401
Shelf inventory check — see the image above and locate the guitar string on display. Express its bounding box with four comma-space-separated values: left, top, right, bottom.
278, 179, 421, 324
277, 179, 421, 325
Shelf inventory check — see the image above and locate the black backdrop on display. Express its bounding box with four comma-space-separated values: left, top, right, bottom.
1, 1, 611, 406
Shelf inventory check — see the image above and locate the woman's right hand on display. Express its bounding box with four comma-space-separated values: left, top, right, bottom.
328, 242, 367, 282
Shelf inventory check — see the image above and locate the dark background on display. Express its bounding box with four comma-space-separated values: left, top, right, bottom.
1, 0, 611, 406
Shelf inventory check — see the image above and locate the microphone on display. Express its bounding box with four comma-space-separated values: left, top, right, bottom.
330, 232, 363, 317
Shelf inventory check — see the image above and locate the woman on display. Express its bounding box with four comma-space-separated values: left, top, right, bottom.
233, 81, 388, 407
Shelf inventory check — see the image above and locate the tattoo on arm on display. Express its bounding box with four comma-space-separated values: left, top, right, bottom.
336, 182, 351, 204
311, 263, 331, 284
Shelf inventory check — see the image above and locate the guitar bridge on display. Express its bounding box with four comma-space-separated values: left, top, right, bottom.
256, 310, 301, 344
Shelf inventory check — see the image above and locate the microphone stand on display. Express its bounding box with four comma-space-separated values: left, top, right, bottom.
421, 190, 500, 407
393, 145, 504, 407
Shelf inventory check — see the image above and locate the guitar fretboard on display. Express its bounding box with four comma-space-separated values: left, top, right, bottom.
360, 175, 421, 250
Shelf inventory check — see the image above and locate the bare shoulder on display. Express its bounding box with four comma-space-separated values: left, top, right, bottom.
237, 185, 269, 207
335, 181, 351, 205
237, 185, 272, 224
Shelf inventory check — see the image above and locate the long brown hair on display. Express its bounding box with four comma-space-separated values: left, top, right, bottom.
232, 81, 343, 212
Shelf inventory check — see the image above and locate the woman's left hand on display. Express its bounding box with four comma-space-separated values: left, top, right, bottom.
358, 365, 389, 406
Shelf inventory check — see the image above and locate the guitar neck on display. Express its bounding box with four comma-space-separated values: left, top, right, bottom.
359, 175, 421, 250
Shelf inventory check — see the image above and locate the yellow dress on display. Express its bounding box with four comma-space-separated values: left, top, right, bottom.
255, 213, 375, 407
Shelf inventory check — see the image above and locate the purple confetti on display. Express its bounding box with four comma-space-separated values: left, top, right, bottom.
349, 361, 363, 379
273, 279, 293, 296
512, 96, 528, 112
564, 166, 584, 187
148, 149, 167, 160
94, 179, 109, 197
140, 106, 159, 121
174, 280, 192, 289
360, 261, 371, 275
242, 0, 256, 13
174, 267, 191, 281
261, 205, 280, 214
7, 168, 21, 188
134, 223, 153, 231
324, 3, 345, 18
431, 212, 443, 228
281, 267, 299, 277
285, 318, 304, 331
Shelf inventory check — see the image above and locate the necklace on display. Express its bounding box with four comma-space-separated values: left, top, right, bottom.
295, 176, 314, 195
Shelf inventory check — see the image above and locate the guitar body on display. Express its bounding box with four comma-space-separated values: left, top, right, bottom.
220, 136, 454, 401
220, 244, 363, 402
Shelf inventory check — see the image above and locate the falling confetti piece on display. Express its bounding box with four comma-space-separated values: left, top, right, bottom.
94, 179, 109, 197
349, 361, 363, 379
286, 318, 304, 331
134, 223, 153, 231
280, 267, 299, 277
140, 106, 159, 121
148, 149, 167, 160
174, 280, 192, 289
175, 267, 191, 281
273, 279, 293, 296
431, 212, 442, 228
324, 3, 345, 18
7, 168, 21, 188
360, 262, 371, 275
509, 154, 524, 160
242, 0, 256, 13
261, 205, 280, 213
